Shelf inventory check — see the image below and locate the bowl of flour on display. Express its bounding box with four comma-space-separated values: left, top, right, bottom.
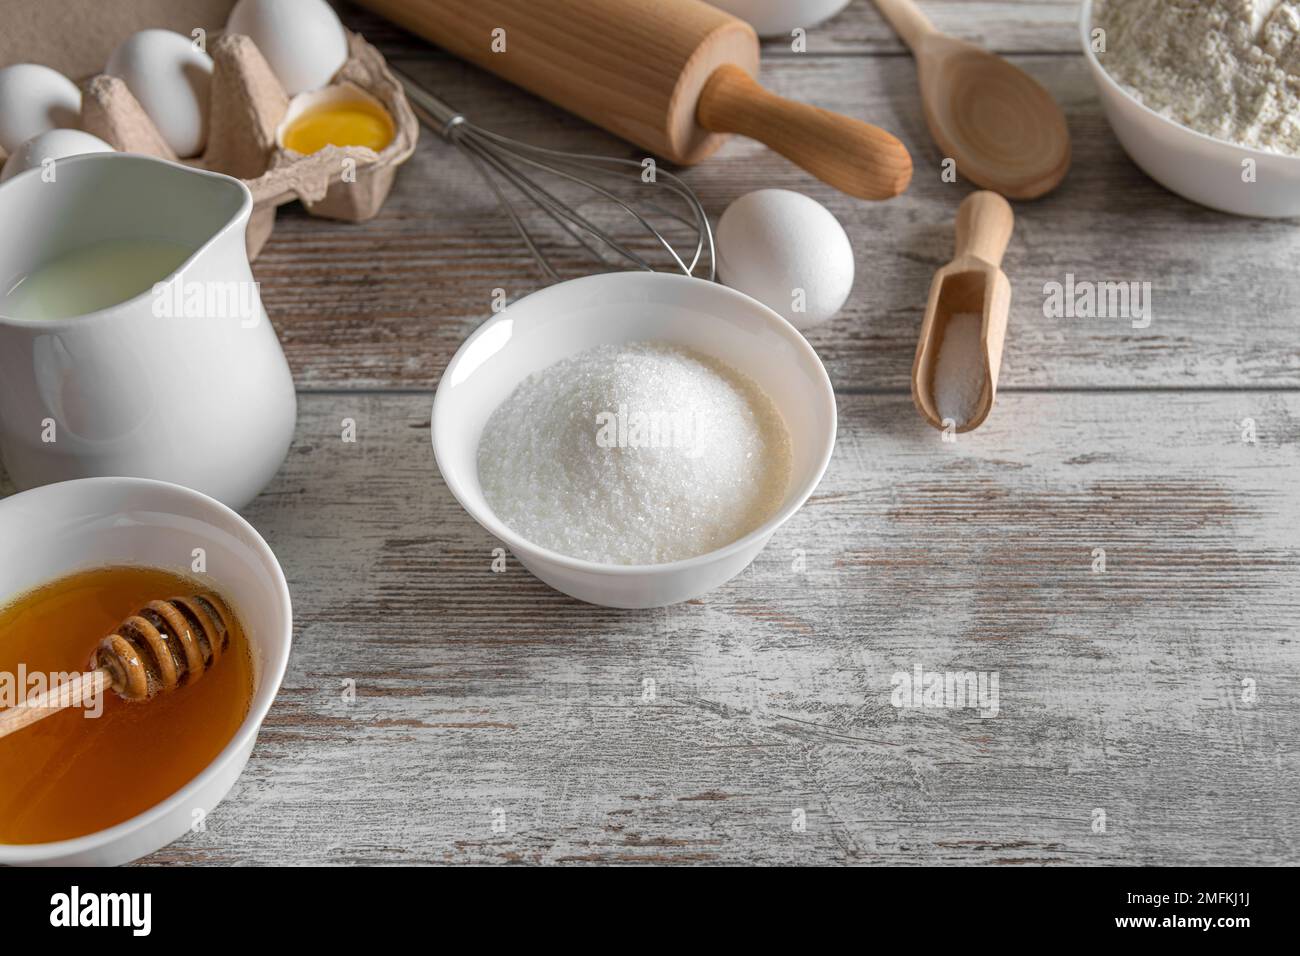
1083, 0, 1300, 217
431, 272, 837, 609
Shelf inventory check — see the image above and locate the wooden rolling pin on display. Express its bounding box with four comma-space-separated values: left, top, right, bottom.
354, 0, 913, 200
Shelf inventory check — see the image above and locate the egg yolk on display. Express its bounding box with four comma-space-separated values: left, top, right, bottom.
282, 100, 394, 154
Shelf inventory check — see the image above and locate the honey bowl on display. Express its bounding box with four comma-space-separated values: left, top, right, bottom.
0, 476, 291, 865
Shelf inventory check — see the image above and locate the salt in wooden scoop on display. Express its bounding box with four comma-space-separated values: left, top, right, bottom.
872, 0, 1070, 199
0, 594, 231, 740
911, 190, 1014, 434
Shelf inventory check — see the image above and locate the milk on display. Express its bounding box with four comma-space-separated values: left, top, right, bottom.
0, 238, 194, 321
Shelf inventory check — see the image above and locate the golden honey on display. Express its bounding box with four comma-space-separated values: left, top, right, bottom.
0, 566, 253, 844
282, 98, 395, 154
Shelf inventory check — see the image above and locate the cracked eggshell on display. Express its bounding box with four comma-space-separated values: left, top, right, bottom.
227, 0, 349, 96
105, 30, 214, 157
1, 129, 114, 181
716, 188, 855, 330
0, 63, 82, 154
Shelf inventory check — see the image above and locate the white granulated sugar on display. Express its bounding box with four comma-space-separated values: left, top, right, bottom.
1094, 0, 1300, 155
477, 341, 792, 565
933, 312, 987, 427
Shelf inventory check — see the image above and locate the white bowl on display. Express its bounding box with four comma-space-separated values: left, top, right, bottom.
0, 477, 292, 865
432, 272, 837, 609
1081, 0, 1300, 218
707, 0, 852, 37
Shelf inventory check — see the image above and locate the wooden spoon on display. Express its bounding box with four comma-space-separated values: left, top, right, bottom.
873, 0, 1070, 199
912, 191, 1014, 433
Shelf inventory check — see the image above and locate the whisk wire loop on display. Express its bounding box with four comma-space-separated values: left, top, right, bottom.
393, 68, 714, 284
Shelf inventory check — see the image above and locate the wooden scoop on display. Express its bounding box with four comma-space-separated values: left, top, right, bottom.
873, 0, 1070, 199
911, 191, 1014, 433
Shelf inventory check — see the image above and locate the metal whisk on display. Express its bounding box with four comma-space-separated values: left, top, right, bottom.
394, 68, 714, 284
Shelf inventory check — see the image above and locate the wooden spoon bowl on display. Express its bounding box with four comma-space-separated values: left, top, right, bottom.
919, 36, 1070, 199
874, 0, 1070, 199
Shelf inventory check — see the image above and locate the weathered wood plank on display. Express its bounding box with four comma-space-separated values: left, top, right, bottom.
110, 390, 1300, 865
3, 1, 1297, 868
253, 53, 1300, 393
338, 0, 1085, 57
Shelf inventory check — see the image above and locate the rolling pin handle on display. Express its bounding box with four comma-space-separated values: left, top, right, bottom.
696, 64, 913, 201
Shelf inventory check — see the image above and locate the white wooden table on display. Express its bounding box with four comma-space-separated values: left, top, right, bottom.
5, 1, 1298, 865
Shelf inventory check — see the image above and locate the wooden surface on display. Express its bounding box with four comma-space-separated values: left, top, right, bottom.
252, 50, 1300, 391
3, 0, 1299, 865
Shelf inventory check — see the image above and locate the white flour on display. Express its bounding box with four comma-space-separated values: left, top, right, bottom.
1094, 0, 1300, 155
933, 313, 986, 428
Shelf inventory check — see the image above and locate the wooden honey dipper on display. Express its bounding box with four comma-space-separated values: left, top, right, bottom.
0, 594, 232, 740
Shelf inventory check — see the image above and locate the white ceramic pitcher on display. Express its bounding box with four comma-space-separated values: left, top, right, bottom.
0, 153, 295, 510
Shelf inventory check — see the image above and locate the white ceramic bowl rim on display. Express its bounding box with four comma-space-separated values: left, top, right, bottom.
1079, 0, 1300, 164
0, 476, 292, 863
432, 272, 838, 577
0, 152, 253, 332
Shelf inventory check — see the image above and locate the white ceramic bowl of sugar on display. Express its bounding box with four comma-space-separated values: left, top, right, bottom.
432, 272, 837, 609
1080, 0, 1300, 218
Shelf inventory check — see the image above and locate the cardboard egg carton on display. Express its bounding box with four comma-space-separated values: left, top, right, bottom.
76, 30, 418, 259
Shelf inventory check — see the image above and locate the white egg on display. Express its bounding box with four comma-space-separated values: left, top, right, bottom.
105, 30, 213, 158
708, 0, 852, 37
0, 64, 82, 154
227, 0, 349, 96
0, 129, 114, 182
716, 189, 854, 330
